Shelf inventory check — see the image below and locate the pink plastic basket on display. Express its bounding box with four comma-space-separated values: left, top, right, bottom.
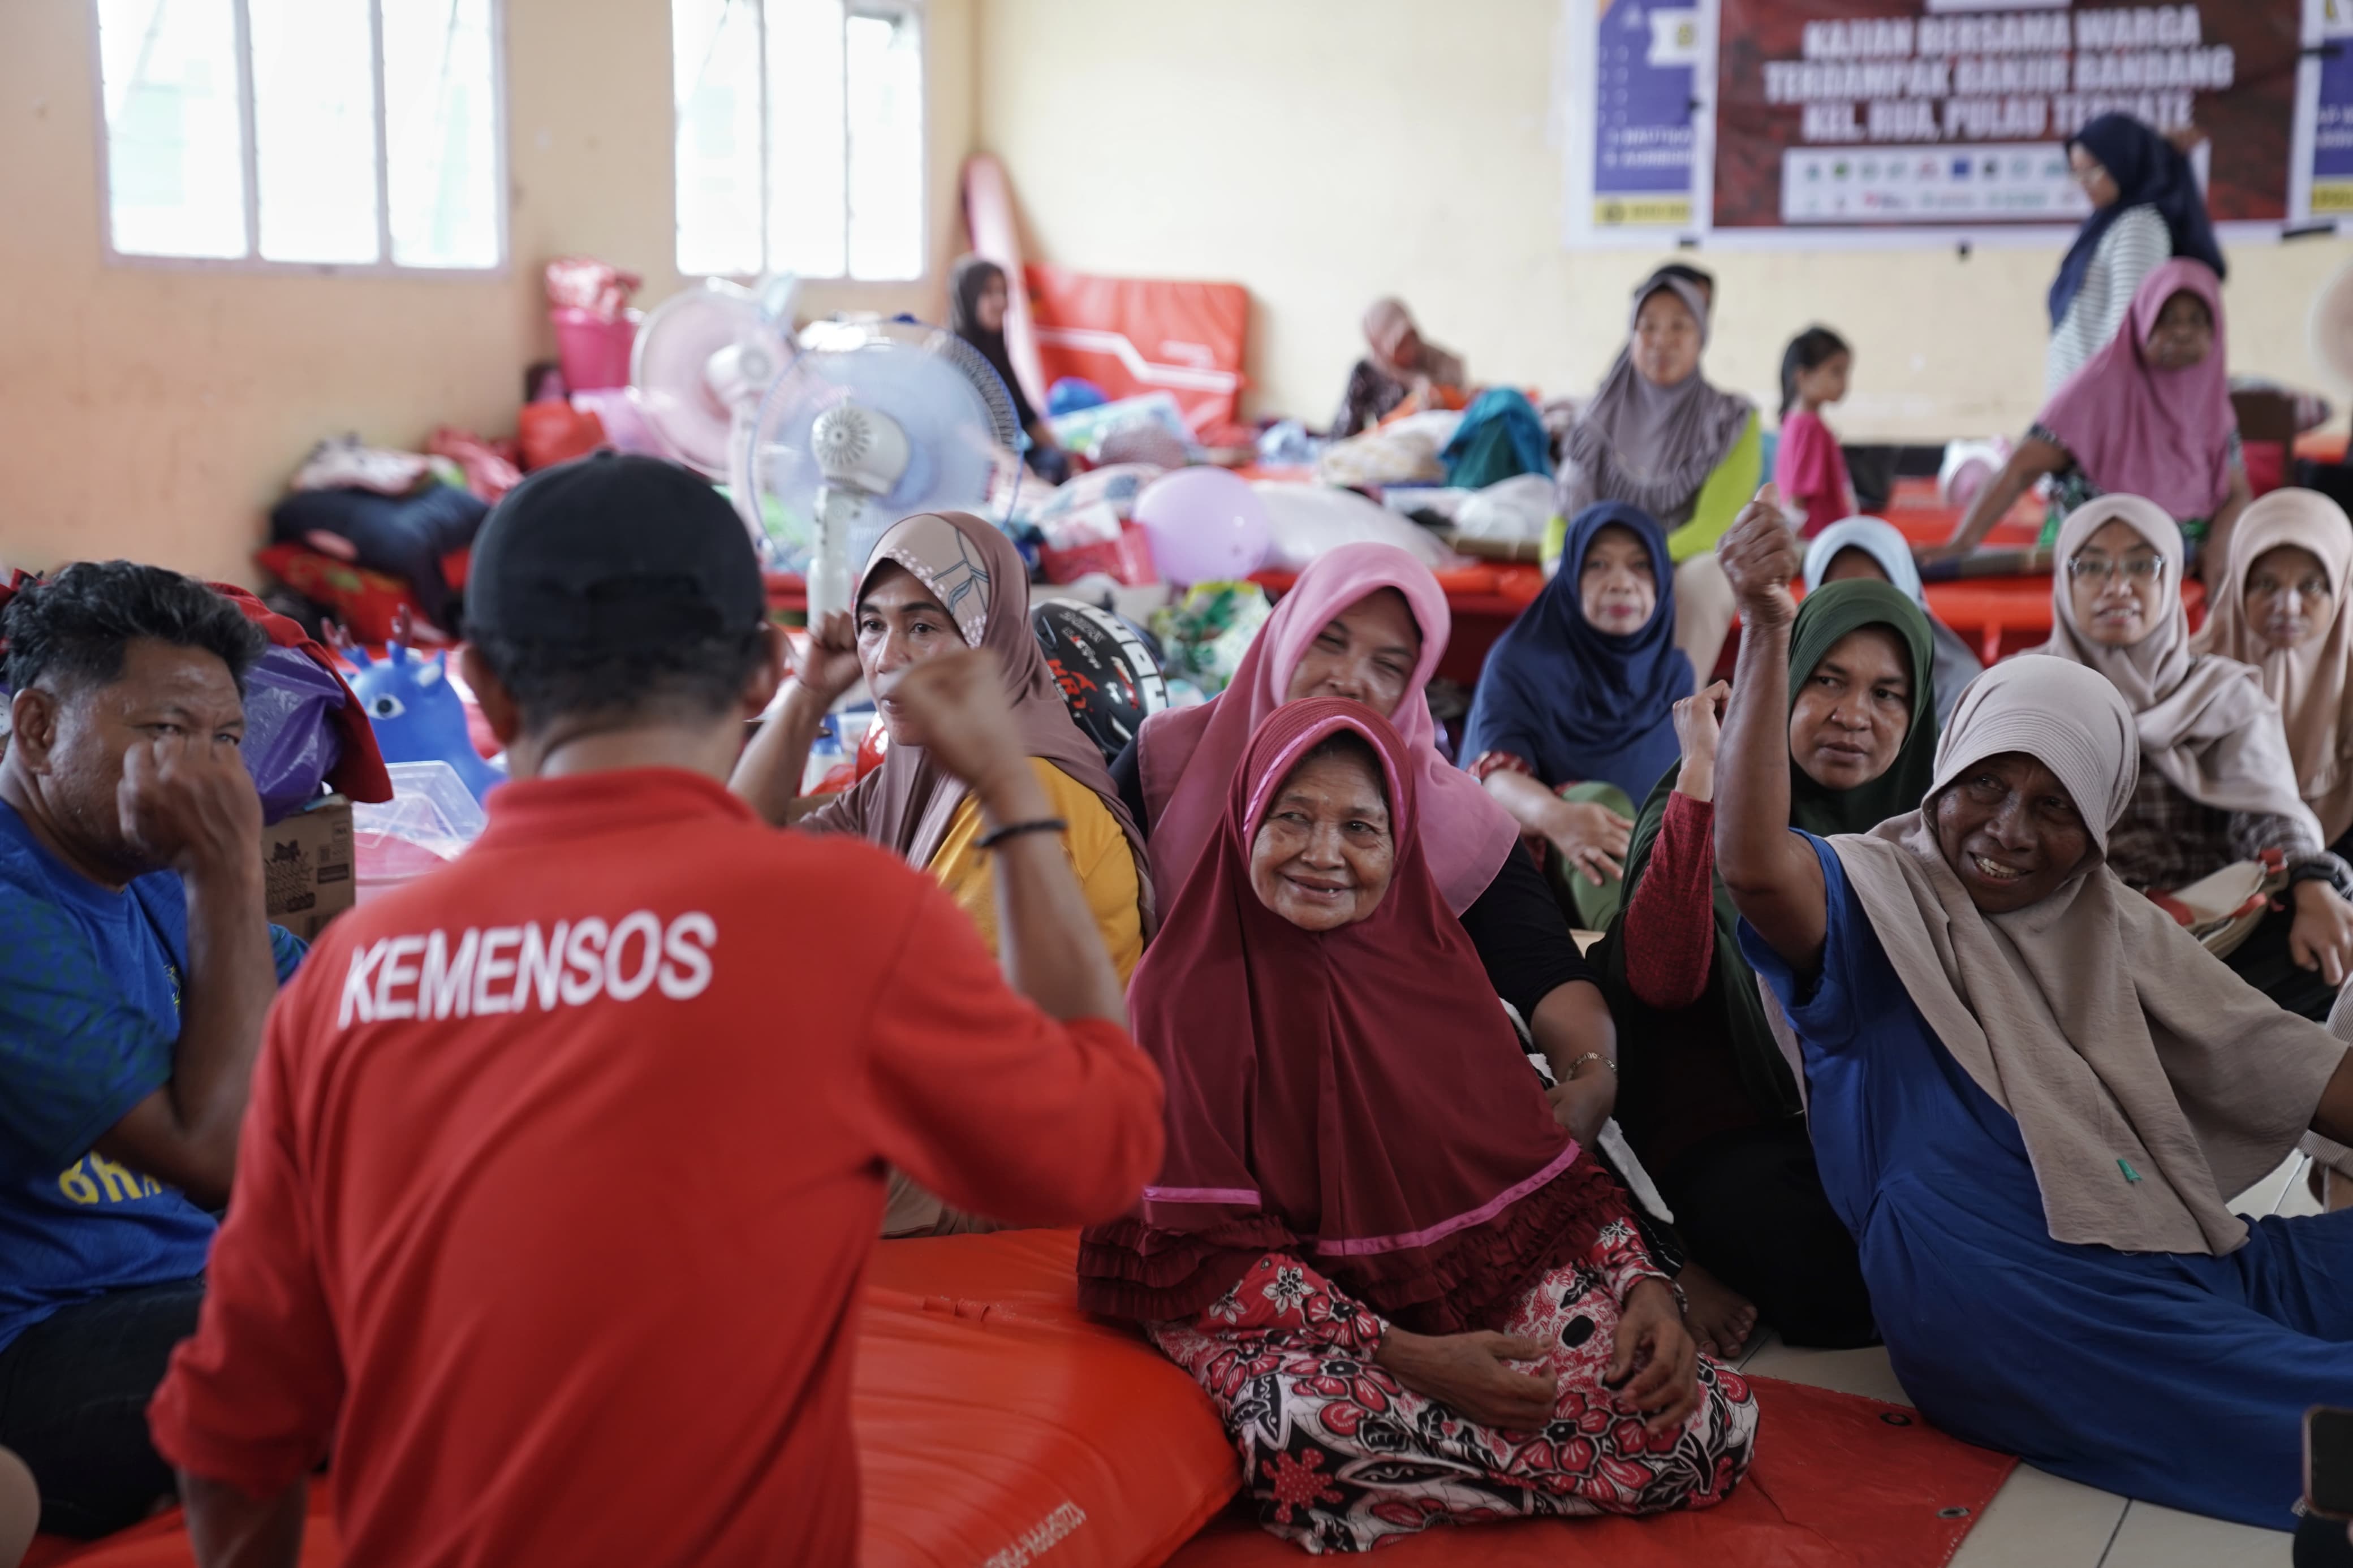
550, 306, 637, 392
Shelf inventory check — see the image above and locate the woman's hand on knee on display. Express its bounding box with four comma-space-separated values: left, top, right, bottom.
1545, 1069, 1616, 1148
1608, 1277, 1703, 1434
1547, 800, 1634, 885
2291, 880, 2353, 988
1374, 1325, 1557, 1431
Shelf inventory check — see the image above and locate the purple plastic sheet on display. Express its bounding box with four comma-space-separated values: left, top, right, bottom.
239, 645, 347, 823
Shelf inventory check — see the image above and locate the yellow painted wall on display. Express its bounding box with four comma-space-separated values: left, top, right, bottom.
0, 0, 974, 585
972, 0, 2353, 443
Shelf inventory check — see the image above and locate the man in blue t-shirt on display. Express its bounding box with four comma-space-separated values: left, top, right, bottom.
0, 562, 301, 1539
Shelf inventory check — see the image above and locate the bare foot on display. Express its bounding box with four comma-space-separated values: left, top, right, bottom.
1677, 1262, 1758, 1360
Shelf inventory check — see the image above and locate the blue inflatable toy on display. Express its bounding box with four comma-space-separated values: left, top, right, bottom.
344, 634, 506, 805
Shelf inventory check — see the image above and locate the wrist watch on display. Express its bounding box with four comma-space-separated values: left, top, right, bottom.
2288, 854, 2353, 901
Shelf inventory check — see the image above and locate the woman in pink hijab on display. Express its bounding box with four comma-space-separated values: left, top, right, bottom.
1109, 542, 1623, 1147
1930, 258, 2250, 576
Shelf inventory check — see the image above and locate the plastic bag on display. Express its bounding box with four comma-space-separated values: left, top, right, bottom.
352, 760, 489, 904
1040, 521, 1158, 586
1149, 581, 1270, 698
426, 427, 523, 502
240, 645, 348, 824
518, 399, 608, 472
1454, 473, 1559, 543
543, 256, 642, 319
291, 435, 436, 496
1256, 419, 1323, 468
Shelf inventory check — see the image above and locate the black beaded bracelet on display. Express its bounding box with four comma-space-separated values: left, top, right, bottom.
977, 817, 1069, 851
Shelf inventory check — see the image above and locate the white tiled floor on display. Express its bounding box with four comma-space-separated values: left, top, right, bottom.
1730, 1152, 2320, 1567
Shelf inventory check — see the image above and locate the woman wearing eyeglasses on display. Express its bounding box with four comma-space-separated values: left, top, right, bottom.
1927, 258, 2248, 577
2034, 495, 2353, 1018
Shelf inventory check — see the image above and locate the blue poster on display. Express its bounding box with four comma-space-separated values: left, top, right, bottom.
1591, 0, 1700, 229
2315, 0, 2353, 214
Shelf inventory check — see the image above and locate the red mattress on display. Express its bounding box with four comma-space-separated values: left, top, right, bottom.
1025, 264, 1250, 434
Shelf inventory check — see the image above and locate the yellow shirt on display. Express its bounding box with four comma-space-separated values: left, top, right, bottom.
1540, 411, 1763, 571
928, 756, 1144, 986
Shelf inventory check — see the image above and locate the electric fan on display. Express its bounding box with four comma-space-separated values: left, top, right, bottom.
628, 273, 798, 502
739, 318, 1024, 620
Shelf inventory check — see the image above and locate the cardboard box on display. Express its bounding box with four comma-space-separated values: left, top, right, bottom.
264, 794, 355, 941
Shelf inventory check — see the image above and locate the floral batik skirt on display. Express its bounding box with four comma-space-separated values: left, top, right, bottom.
1149, 1221, 1758, 1554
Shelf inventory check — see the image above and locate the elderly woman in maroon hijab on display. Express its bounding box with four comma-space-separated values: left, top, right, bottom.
1079, 698, 1756, 1554
1330, 297, 1470, 439
732, 511, 1154, 1234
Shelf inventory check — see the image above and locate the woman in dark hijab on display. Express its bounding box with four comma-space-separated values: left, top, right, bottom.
948, 254, 1067, 481
2045, 114, 2226, 392
1463, 502, 1691, 929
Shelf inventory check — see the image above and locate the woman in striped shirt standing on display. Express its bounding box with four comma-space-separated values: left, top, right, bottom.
2044, 113, 2226, 393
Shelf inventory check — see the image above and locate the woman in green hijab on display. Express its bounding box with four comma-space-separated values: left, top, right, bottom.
1597, 579, 1939, 1358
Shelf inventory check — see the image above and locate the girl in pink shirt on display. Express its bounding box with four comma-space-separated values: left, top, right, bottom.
1775, 327, 1855, 538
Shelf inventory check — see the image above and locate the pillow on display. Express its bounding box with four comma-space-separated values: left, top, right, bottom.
1252, 483, 1460, 573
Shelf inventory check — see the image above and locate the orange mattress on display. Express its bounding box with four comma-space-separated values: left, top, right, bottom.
1923, 573, 2204, 663
858, 1233, 1238, 1568
1872, 477, 2042, 550
34, 1232, 1239, 1568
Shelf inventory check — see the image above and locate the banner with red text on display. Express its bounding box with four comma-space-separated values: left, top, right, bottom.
1708, 1, 2302, 234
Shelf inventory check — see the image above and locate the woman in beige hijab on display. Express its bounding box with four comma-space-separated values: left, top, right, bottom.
1707, 488, 2353, 1530
2194, 489, 2353, 1207
731, 510, 1155, 1238
2193, 488, 2353, 858
2030, 493, 2353, 1020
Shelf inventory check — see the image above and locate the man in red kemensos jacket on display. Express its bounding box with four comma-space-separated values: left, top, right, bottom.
145, 453, 1167, 1567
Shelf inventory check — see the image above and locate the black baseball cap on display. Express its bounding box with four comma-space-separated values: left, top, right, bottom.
464, 453, 766, 646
